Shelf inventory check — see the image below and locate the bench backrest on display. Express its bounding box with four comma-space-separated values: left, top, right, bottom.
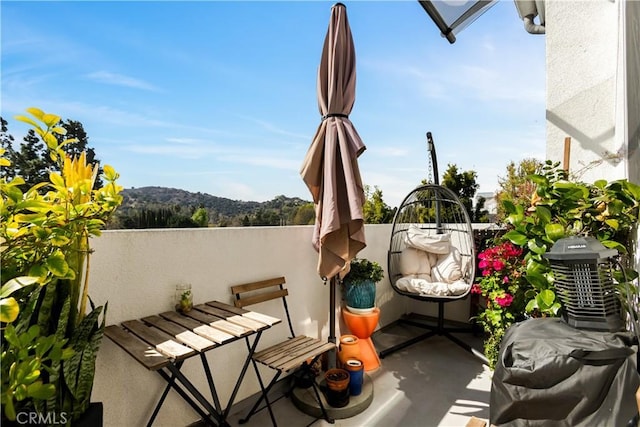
231, 276, 295, 338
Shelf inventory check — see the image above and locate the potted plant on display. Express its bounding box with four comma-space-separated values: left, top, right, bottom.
341, 258, 384, 313
1, 108, 123, 424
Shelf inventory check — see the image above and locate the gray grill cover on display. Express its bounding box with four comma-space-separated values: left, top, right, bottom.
490, 318, 639, 426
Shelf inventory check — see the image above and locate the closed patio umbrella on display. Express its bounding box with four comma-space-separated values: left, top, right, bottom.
300, 2, 367, 356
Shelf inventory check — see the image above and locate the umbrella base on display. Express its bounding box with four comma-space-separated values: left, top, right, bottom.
291, 372, 373, 420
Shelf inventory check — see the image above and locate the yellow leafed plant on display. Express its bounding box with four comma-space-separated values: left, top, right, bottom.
1, 108, 123, 422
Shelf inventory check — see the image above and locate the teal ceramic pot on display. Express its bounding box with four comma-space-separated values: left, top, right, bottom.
344, 279, 376, 310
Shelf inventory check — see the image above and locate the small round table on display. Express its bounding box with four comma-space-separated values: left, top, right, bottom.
341, 307, 381, 371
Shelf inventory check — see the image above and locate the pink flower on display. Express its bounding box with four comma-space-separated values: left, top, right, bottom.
502, 276, 510, 284
495, 294, 514, 307
493, 260, 505, 271
471, 284, 482, 295
478, 259, 489, 269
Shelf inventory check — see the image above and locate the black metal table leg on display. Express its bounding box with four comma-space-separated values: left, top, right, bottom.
164, 363, 223, 425
222, 331, 263, 420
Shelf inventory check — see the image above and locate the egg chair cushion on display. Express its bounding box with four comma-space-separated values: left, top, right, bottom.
431, 247, 463, 283
404, 225, 451, 254
399, 247, 435, 277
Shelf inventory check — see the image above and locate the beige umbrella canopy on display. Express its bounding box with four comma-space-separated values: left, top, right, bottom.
301, 2, 366, 281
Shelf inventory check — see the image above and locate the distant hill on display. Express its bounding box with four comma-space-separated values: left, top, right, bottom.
121, 186, 262, 216
118, 186, 312, 223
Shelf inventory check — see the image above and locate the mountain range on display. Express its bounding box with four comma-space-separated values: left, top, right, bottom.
120, 186, 310, 217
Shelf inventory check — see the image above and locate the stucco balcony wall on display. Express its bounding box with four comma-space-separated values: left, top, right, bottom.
90, 224, 450, 426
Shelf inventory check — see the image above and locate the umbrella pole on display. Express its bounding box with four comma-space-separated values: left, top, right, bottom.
328, 276, 337, 369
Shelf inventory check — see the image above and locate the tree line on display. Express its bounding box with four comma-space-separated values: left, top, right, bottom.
2, 115, 541, 228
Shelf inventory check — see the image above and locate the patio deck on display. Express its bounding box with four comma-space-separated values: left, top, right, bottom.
224, 323, 492, 427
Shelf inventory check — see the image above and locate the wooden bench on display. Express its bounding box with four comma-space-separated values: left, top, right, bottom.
231, 277, 335, 426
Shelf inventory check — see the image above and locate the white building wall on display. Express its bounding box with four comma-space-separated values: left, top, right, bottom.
546, 0, 629, 182
546, 0, 639, 287
626, 0, 640, 186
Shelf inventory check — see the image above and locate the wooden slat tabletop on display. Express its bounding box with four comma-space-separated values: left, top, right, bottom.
123, 320, 196, 360
142, 315, 189, 337
106, 301, 279, 370
159, 310, 205, 330
183, 308, 223, 325
105, 325, 169, 371
143, 314, 218, 352
206, 301, 248, 315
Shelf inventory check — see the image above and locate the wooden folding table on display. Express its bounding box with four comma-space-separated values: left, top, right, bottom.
105, 300, 281, 426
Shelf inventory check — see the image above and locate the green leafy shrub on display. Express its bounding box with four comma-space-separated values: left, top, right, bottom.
475, 161, 639, 368
502, 161, 639, 317
1, 108, 123, 422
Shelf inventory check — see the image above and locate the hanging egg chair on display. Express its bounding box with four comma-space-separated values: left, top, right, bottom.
378, 133, 485, 362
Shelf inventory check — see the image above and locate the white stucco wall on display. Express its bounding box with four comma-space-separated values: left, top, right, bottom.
626, 0, 640, 186
90, 224, 472, 426
88, 224, 484, 426
546, 0, 632, 183
545, 0, 639, 291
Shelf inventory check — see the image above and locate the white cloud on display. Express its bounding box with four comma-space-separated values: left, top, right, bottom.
370, 146, 410, 157
219, 154, 300, 171
85, 71, 160, 92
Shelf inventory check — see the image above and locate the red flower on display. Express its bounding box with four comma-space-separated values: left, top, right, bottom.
471, 284, 482, 295
495, 294, 514, 307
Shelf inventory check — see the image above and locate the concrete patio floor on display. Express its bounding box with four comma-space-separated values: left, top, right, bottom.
225, 321, 492, 427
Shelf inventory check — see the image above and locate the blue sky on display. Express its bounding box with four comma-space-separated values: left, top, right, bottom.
1, 1, 545, 208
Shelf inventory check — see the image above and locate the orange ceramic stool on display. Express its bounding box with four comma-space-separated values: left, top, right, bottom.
341, 307, 381, 371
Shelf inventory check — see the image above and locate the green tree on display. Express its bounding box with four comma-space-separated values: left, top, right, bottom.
495, 158, 543, 222
54, 120, 104, 188
0, 117, 103, 188
441, 164, 479, 214
428, 164, 487, 222
6, 130, 49, 186
291, 202, 315, 225
0, 117, 17, 180
191, 207, 209, 227
363, 185, 394, 224
473, 196, 490, 223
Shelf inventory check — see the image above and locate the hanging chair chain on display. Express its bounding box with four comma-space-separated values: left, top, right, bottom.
427, 150, 434, 184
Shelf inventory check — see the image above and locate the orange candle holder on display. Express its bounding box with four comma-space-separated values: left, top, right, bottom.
341, 307, 381, 371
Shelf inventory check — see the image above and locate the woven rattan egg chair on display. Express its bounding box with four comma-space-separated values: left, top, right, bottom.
378, 133, 484, 362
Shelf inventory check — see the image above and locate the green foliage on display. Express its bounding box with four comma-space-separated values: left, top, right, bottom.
475, 161, 639, 368
343, 258, 384, 285
113, 188, 313, 228
363, 185, 395, 224
1, 107, 123, 422
1, 324, 74, 421
0, 117, 103, 189
422, 163, 488, 222
442, 164, 482, 220
501, 161, 639, 317
495, 158, 543, 222
473, 241, 534, 369
292, 202, 315, 225
191, 207, 209, 227
118, 205, 199, 228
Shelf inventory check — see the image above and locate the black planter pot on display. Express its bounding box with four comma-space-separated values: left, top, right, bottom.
75, 402, 103, 427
